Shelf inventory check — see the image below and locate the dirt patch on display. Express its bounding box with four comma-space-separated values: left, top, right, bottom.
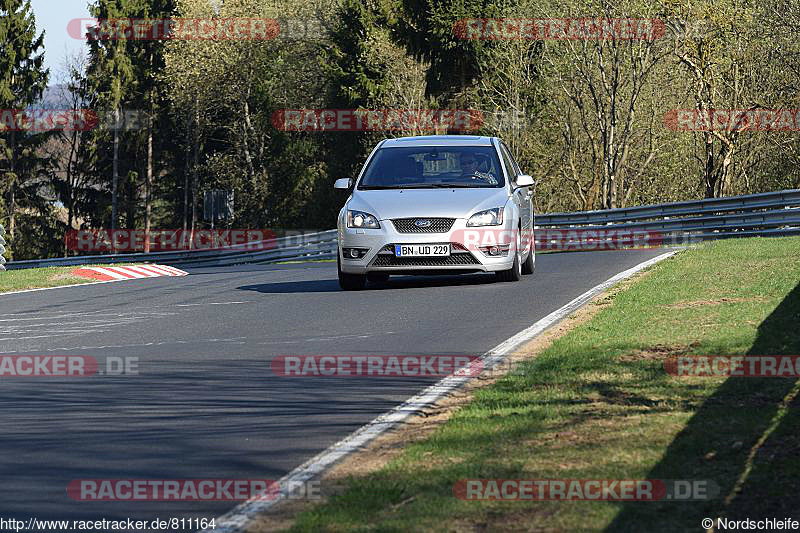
245, 276, 649, 533
664, 297, 766, 310
618, 342, 700, 362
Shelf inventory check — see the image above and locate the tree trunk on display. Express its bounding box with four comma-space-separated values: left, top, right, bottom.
190, 95, 199, 246
145, 95, 154, 253
704, 133, 715, 198
183, 107, 190, 232
111, 105, 120, 231
8, 131, 16, 242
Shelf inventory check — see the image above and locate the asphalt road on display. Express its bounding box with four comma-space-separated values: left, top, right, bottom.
0, 248, 670, 529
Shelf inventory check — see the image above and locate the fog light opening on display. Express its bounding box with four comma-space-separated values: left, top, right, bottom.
343, 247, 369, 260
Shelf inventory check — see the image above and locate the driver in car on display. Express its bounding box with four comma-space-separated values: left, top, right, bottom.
459, 152, 498, 185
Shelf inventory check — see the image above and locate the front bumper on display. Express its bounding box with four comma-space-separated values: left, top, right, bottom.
338, 218, 517, 274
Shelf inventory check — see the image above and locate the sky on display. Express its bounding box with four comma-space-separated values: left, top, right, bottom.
30, 0, 91, 83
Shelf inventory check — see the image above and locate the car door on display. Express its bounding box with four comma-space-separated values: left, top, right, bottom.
499, 143, 533, 235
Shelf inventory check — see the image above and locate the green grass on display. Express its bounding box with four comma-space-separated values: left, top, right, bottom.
0, 265, 108, 293
283, 236, 800, 532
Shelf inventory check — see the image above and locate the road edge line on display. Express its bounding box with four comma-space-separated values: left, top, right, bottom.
205, 249, 680, 532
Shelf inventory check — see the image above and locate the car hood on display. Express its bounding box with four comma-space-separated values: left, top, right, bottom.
348, 188, 509, 220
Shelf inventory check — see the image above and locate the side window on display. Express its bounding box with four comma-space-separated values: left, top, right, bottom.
499, 144, 518, 182
502, 143, 523, 176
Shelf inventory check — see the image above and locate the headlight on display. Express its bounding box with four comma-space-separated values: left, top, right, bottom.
347, 210, 381, 229
467, 207, 504, 227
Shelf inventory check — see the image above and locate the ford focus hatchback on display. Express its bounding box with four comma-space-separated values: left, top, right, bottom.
335, 135, 535, 290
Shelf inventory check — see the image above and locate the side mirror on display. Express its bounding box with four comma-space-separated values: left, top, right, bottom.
515, 175, 535, 188
334, 178, 352, 190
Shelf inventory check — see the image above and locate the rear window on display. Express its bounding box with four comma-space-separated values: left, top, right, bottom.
358, 146, 505, 189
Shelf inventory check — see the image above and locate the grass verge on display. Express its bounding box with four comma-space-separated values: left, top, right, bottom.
282, 236, 800, 532
0, 265, 106, 293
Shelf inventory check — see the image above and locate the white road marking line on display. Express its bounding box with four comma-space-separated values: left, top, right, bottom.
122, 265, 161, 277
86, 267, 131, 280
107, 266, 149, 279
204, 250, 680, 533
174, 301, 253, 307
0, 337, 249, 354
136, 264, 174, 276
156, 264, 189, 276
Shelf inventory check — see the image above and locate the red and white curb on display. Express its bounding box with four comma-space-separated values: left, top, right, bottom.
72, 264, 188, 282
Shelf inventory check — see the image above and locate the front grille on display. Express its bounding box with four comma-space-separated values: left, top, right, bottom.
392, 218, 455, 233
371, 254, 481, 267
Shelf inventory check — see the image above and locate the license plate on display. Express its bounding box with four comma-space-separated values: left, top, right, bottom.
394, 244, 451, 257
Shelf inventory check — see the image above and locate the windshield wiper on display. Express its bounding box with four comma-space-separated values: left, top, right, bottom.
360, 183, 494, 190
427, 183, 490, 188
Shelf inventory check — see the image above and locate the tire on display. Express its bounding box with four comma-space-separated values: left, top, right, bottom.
495, 250, 522, 282
496, 224, 524, 282
367, 272, 390, 283
338, 252, 366, 290
521, 234, 535, 275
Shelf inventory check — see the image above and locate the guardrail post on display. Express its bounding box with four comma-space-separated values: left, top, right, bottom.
0, 223, 6, 272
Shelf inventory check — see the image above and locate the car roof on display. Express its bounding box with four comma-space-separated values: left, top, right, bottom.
380, 135, 497, 148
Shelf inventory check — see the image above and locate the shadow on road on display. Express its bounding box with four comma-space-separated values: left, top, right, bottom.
606, 281, 800, 531
237, 273, 504, 294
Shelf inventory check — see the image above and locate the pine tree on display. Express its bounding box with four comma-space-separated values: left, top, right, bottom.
0, 0, 49, 257
86, 0, 135, 231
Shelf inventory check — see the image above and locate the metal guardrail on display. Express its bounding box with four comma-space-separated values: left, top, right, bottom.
4, 188, 799, 271
534, 188, 800, 245
536, 189, 800, 226
5, 230, 338, 270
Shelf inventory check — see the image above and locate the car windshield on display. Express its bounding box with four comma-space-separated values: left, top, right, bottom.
358, 146, 505, 189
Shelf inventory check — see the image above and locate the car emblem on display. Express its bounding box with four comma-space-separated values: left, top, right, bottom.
415, 219, 432, 228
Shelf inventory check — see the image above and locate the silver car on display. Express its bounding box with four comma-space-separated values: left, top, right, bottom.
335, 135, 535, 290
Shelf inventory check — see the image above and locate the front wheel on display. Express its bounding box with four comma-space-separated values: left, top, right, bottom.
521, 246, 535, 275
338, 252, 366, 290
495, 250, 522, 282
